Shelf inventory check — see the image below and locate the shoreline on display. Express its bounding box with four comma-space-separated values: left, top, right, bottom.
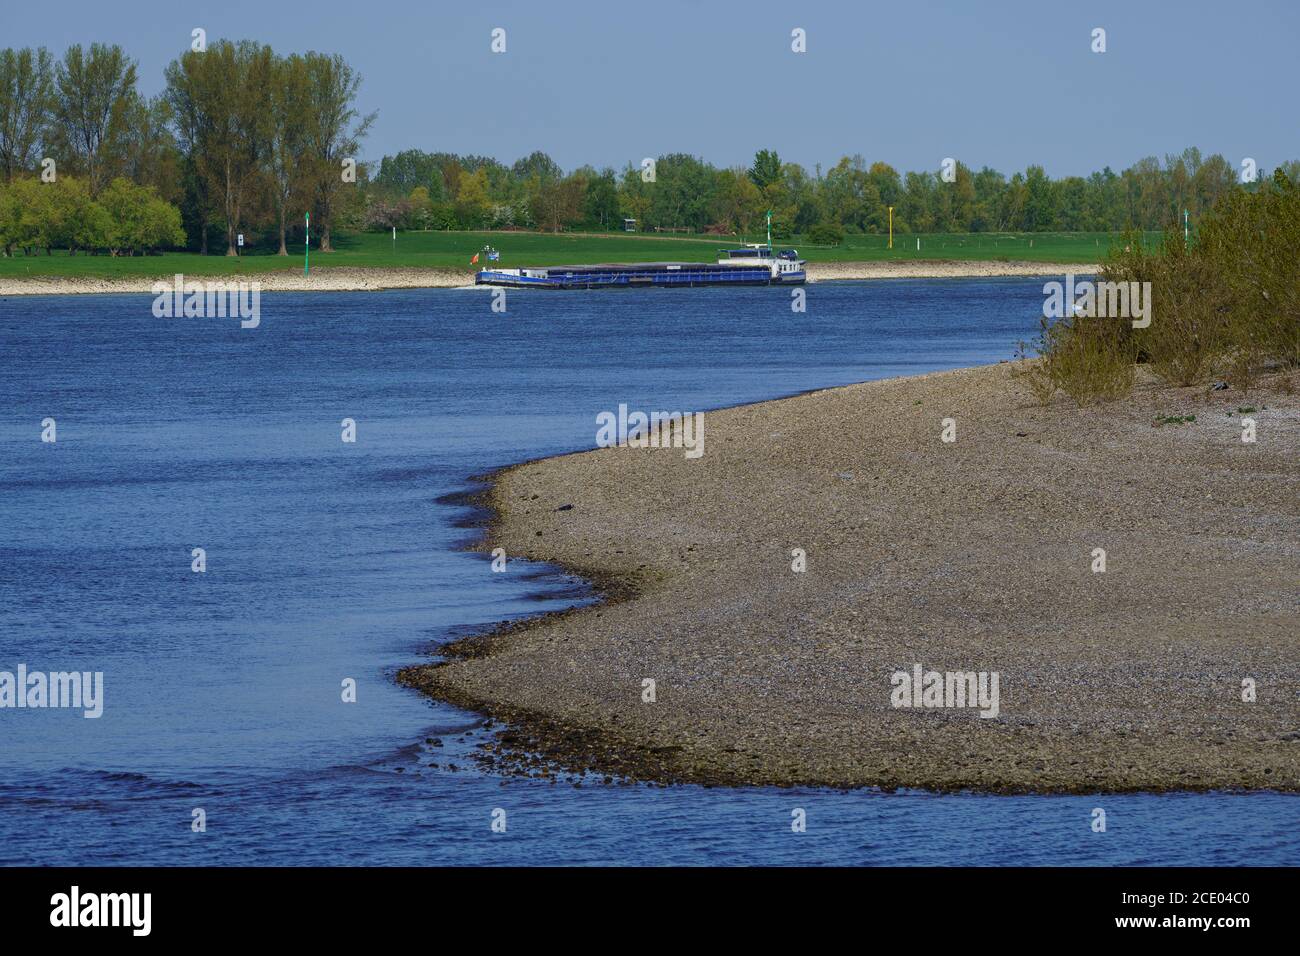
0, 259, 1094, 297
399, 362, 1300, 794
0, 266, 473, 297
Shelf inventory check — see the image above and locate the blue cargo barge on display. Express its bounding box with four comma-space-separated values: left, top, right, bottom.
475, 245, 806, 289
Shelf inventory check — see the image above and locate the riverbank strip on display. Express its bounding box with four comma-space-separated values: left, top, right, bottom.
0, 260, 1096, 296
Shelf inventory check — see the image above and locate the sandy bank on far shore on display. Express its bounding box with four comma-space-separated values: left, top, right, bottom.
807, 260, 1096, 281
0, 260, 1093, 297
400, 362, 1299, 793
0, 266, 473, 296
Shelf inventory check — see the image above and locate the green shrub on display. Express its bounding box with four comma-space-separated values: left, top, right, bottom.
1039, 314, 1136, 405
1036, 172, 1300, 402
806, 222, 845, 246
1198, 169, 1300, 382
1109, 228, 1228, 387
0, 175, 185, 256
99, 178, 187, 254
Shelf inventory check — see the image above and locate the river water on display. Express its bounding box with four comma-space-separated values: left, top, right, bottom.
1, 280, 1294, 865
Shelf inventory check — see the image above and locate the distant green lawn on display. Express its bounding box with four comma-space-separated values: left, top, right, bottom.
0, 229, 1152, 279
808, 230, 1158, 263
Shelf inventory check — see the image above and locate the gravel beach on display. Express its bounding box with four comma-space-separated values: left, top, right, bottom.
400, 362, 1300, 792
807, 260, 1097, 281
0, 260, 1087, 297
0, 266, 472, 296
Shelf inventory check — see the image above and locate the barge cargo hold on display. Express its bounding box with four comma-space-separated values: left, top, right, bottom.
475, 245, 807, 289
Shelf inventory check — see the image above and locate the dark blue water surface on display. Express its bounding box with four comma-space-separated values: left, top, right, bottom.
1, 279, 1295, 866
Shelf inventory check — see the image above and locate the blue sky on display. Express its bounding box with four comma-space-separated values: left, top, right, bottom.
4, 0, 1296, 177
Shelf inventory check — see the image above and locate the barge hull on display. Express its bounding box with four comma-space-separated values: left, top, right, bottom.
475, 263, 806, 289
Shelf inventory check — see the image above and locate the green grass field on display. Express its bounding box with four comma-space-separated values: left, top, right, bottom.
0, 229, 1160, 279
808, 230, 1160, 263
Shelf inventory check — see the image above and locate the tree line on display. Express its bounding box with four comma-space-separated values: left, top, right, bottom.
3, 39, 1298, 257
0, 41, 371, 256
368, 147, 1300, 240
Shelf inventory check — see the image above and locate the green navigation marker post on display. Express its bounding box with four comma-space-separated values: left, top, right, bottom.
305, 212, 310, 275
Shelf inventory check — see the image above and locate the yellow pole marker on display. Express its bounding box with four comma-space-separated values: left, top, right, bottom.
888, 206, 894, 249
